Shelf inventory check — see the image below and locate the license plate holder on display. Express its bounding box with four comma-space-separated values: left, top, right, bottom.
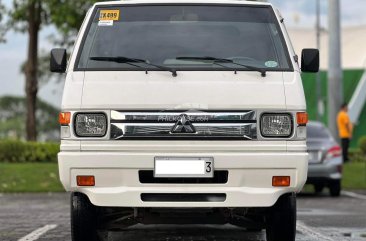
154, 157, 214, 178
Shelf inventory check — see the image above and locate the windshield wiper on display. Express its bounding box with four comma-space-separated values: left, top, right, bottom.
90, 56, 178, 77
176, 56, 266, 77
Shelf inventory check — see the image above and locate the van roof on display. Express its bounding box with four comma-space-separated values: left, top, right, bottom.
94, 0, 272, 7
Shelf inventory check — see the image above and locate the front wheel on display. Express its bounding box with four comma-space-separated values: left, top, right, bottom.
71, 192, 100, 241
266, 193, 296, 241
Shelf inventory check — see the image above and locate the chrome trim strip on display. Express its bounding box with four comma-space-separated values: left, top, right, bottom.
112, 123, 254, 127
111, 110, 256, 122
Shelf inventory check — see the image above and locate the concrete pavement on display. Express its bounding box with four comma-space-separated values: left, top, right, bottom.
0, 192, 365, 241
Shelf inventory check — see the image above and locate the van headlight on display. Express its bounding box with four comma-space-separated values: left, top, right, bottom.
260, 114, 293, 138
75, 113, 107, 137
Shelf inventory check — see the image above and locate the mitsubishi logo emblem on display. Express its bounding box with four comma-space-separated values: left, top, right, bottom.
171, 114, 196, 134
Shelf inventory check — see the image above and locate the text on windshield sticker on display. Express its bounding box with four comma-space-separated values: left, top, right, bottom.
99, 10, 120, 21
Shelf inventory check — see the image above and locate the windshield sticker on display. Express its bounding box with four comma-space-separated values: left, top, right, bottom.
265, 61, 278, 68
98, 20, 114, 26
99, 10, 120, 21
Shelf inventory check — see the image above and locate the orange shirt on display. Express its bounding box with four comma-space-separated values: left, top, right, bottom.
337, 111, 353, 138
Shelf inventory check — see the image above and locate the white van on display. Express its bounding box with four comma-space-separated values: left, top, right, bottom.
52, 1, 319, 241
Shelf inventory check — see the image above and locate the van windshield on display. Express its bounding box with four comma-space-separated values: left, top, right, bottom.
76, 5, 293, 72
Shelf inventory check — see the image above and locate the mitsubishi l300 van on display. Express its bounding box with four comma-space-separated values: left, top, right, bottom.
51, 1, 319, 240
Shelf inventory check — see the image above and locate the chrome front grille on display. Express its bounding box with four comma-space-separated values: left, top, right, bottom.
110, 110, 257, 140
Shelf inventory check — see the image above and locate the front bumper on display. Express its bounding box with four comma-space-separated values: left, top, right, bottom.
58, 151, 308, 208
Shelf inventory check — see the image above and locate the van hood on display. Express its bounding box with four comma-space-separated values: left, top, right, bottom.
77, 71, 289, 110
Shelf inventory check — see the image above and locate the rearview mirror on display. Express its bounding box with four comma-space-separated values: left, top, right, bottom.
50, 48, 67, 73
301, 49, 319, 73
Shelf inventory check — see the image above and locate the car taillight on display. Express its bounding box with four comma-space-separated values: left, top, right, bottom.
326, 145, 342, 159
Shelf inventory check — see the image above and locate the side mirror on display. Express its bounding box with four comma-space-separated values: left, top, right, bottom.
50, 48, 67, 73
301, 49, 319, 73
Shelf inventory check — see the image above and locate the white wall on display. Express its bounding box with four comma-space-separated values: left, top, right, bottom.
287, 26, 366, 70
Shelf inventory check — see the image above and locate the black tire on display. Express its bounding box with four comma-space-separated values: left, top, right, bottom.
314, 184, 324, 194
329, 180, 341, 197
266, 193, 296, 241
71, 192, 100, 241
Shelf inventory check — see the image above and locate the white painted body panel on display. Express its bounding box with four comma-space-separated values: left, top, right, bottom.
58, 0, 309, 208
59, 149, 308, 207
80, 71, 286, 110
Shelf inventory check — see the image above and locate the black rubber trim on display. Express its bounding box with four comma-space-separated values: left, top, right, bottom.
141, 193, 227, 202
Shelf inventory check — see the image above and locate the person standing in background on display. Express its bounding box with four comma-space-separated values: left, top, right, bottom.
337, 103, 353, 163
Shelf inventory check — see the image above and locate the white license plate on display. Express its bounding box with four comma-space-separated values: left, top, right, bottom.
154, 157, 214, 178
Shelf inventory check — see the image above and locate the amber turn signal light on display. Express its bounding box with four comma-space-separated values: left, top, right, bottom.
296, 112, 308, 126
77, 176, 95, 187
272, 176, 291, 187
59, 112, 71, 125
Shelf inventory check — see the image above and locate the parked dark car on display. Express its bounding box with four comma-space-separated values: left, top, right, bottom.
306, 121, 343, 197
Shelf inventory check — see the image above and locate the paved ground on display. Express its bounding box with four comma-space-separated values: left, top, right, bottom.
0, 192, 365, 241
